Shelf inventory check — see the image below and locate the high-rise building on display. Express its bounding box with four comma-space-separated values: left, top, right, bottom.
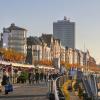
2, 23, 27, 54
53, 16, 75, 48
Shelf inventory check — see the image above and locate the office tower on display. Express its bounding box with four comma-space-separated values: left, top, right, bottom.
53, 16, 75, 48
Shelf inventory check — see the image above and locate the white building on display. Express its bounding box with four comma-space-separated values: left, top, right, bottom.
79, 51, 84, 66
74, 49, 79, 65
68, 48, 73, 64
53, 39, 61, 59
42, 43, 51, 61
60, 45, 65, 62
53, 16, 75, 48
26, 36, 51, 65
2, 23, 27, 54
32, 45, 42, 62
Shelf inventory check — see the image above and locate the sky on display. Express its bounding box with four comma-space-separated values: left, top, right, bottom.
0, 0, 100, 64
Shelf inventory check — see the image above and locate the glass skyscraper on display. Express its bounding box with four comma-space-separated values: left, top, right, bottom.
53, 17, 75, 49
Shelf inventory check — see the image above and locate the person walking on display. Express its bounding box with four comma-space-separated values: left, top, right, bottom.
35, 71, 39, 84
40, 71, 44, 82
28, 72, 32, 84
2, 71, 10, 94
31, 72, 35, 85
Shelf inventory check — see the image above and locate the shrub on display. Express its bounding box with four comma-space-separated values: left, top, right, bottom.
20, 71, 28, 83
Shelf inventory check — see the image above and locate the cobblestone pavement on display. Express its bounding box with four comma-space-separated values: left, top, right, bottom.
0, 82, 49, 100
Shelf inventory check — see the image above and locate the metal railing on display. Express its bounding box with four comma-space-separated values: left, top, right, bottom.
48, 75, 67, 100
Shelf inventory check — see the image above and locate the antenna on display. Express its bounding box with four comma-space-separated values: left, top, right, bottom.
64, 16, 67, 20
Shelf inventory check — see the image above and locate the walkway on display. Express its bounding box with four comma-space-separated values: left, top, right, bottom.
70, 92, 80, 100
0, 82, 49, 100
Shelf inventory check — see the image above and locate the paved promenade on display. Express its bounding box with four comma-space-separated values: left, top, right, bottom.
0, 82, 49, 100
70, 92, 80, 100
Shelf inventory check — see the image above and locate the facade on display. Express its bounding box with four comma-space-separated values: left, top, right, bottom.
74, 49, 79, 66
60, 45, 65, 62
26, 36, 42, 64
41, 42, 51, 62
79, 51, 84, 66
0, 33, 3, 48
26, 36, 51, 65
40, 34, 53, 60
2, 23, 27, 54
32, 45, 42, 65
26, 33, 96, 69
52, 39, 61, 59
53, 16, 75, 48
40, 34, 61, 68
88, 56, 96, 67
0, 23, 96, 70
65, 48, 88, 67
76, 50, 81, 66
68, 48, 74, 65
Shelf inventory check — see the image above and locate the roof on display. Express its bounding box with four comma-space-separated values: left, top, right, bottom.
27, 36, 42, 45
40, 34, 53, 47
6, 23, 27, 31
54, 38, 61, 44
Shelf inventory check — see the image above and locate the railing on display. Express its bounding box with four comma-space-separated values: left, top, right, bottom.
48, 75, 67, 100
90, 75, 98, 99
54, 78, 59, 100
82, 76, 92, 98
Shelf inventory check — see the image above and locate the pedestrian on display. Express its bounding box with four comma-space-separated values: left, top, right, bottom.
40, 71, 44, 82
2, 71, 10, 94
28, 72, 32, 84
31, 72, 35, 85
35, 71, 39, 84
44, 72, 48, 83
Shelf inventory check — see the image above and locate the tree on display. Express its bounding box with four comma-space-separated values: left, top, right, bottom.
0, 48, 25, 63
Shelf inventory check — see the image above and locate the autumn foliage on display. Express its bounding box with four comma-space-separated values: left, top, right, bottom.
39, 60, 52, 66
0, 48, 25, 62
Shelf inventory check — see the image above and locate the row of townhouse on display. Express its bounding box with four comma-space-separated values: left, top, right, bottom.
0, 23, 96, 68
26, 33, 96, 68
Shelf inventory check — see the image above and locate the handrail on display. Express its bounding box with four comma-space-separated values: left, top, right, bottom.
53, 75, 66, 100
82, 76, 92, 97
92, 75, 98, 99
54, 77, 60, 100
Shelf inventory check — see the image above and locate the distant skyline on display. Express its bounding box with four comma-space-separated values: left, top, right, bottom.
0, 0, 100, 64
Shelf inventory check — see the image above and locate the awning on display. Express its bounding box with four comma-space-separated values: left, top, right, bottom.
38, 65, 55, 69
0, 61, 11, 65
12, 63, 35, 68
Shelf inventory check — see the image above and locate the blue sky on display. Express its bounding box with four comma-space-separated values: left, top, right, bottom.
0, 0, 100, 64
